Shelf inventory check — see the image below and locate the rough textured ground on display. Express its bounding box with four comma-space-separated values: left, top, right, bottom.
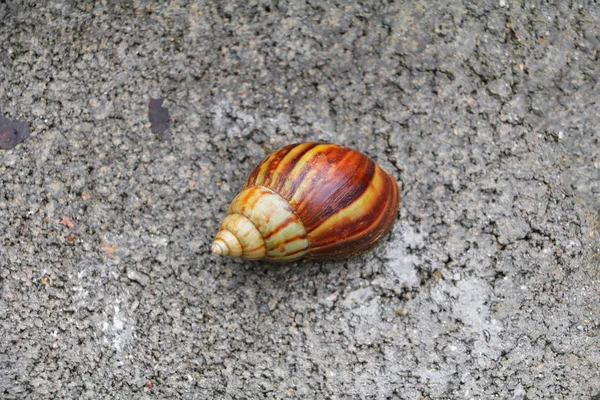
1, 1, 599, 399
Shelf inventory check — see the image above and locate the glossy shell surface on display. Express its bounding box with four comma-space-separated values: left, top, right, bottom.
211, 142, 400, 262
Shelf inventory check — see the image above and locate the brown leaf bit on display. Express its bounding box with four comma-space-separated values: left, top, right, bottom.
60, 217, 74, 228
0, 112, 30, 150
100, 242, 117, 258
148, 98, 170, 134
66, 234, 76, 242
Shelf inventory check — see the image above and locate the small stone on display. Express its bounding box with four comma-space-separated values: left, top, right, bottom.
127, 269, 150, 286
60, 217, 74, 228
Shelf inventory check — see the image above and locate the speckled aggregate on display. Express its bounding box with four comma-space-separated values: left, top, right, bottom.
0, 1, 599, 399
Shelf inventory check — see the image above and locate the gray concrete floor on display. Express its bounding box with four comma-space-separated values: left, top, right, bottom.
1, 1, 599, 399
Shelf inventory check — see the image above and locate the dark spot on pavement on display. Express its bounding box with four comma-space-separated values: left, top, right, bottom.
0, 112, 30, 150
148, 98, 170, 135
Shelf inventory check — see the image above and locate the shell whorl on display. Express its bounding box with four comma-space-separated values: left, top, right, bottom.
211, 142, 400, 262
244, 143, 400, 259
211, 213, 265, 259
211, 186, 310, 262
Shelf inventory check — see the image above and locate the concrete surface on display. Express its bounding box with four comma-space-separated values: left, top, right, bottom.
1, 1, 599, 399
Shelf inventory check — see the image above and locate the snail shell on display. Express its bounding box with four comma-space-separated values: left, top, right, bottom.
211, 142, 400, 262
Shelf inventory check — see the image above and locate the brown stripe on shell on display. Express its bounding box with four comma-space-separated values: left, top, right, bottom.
270, 245, 308, 259
245, 143, 318, 191
270, 143, 322, 195
310, 165, 393, 245
294, 150, 374, 232
262, 214, 296, 240
281, 233, 308, 245
228, 185, 311, 261
229, 185, 262, 216
261, 147, 290, 186
280, 144, 353, 205
245, 244, 267, 253
307, 165, 399, 259
244, 144, 296, 188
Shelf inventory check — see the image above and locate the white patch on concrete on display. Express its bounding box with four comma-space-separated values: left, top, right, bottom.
385, 223, 425, 287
